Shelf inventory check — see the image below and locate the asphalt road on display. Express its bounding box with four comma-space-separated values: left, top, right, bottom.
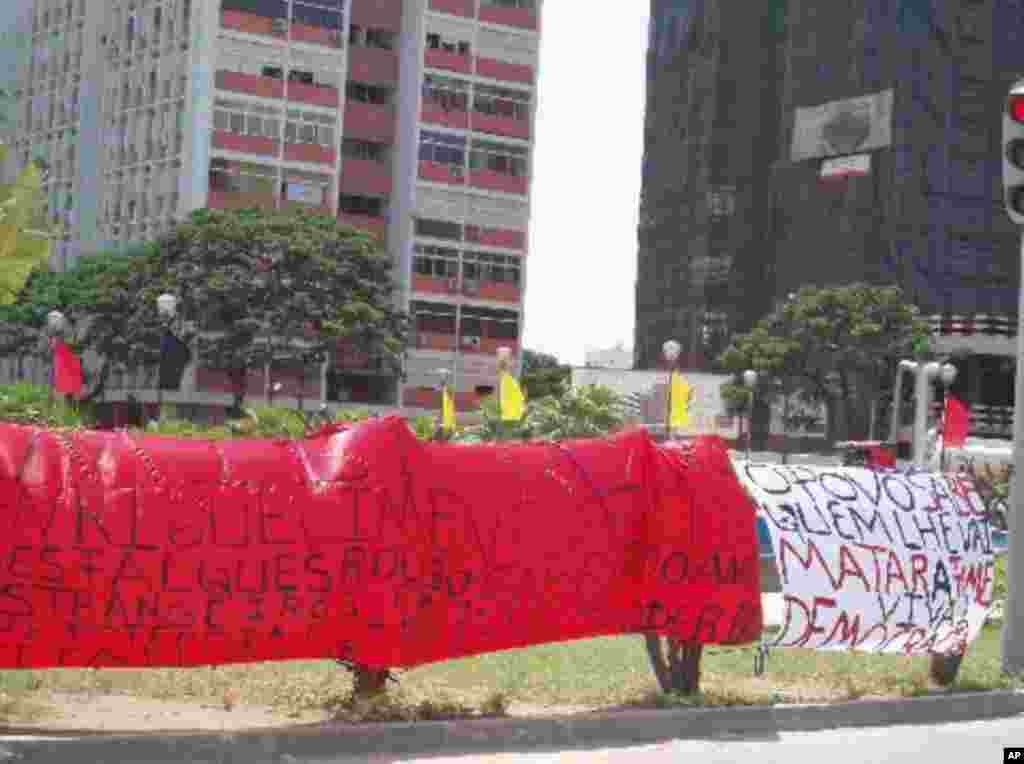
349, 716, 1024, 764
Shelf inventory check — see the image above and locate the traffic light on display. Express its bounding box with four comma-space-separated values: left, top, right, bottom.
1003, 79, 1024, 225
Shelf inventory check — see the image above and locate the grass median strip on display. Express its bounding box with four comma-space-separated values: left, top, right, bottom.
0, 622, 1018, 727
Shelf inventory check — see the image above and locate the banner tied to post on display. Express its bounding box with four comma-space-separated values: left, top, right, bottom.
0, 419, 763, 669
738, 462, 996, 655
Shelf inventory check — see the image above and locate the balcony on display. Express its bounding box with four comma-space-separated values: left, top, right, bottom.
478, 4, 539, 30
348, 46, 399, 84
428, 0, 475, 17
283, 142, 336, 165
414, 331, 457, 352
207, 189, 278, 211
352, 0, 403, 28
471, 112, 530, 140
475, 56, 534, 84
425, 48, 473, 74
470, 280, 521, 303
197, 367, 320, 398
337, 212, 387, 239
421, 101, 470, 130
340, 158, 392, 195
291, 22, 344, 48
461, 336, 518, 355
465, 225, 527, 250
220, 9, 280, 38
344, 100, 396, 142
215, 70, 284, 99
412, 274, 457, 296
419, 160, 466, 185
212, 130, 279, 157
287, 81, 340, 108
469, 168, 528, 195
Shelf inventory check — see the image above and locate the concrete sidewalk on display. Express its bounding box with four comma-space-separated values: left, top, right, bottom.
4, 689, 1023, 764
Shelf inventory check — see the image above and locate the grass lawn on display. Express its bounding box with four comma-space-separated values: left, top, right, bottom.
0, 621, 1019, 725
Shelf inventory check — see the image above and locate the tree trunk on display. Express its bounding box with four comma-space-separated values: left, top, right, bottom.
929, 653, 963, 686
229, 368, 247, 416
644, 635, 703, 695
84, 360, 111, 403
352, 666, 389, 698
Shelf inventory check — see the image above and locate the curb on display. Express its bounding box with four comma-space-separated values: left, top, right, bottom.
3, 690, 1024, 763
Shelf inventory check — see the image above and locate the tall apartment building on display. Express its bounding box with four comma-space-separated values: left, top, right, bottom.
637, 0, 1024, 440
3, 0, 541, 413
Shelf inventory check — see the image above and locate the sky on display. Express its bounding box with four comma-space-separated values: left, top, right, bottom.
521, 5, 650, 367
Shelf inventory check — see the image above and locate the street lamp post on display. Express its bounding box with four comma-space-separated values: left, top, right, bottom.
889, 359, 957, 466
155, 293, 177, 422
742, 369, 758, 461
45, 310, 66, 403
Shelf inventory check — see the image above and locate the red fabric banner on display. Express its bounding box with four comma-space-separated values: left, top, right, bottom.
0, 419, 762, 669
51, 338, 84, 396
943, 395, 970, 448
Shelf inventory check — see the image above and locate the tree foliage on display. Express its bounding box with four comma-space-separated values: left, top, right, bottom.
0, 161, 55, 303
0, 244, 153, 397
454, 383, 625, 443
718, 284, 928, 442
520, 348, 571, 400
85, 208, 406, 407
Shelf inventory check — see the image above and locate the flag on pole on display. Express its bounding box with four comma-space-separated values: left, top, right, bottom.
442, 385, 456, 432
499, 371, 525, 422
51, 337, 83, 396
669, 370, 691, 430
943, 394, 969, 448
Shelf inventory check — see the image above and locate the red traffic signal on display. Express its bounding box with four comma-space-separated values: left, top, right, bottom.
1010, 94, 1024, 124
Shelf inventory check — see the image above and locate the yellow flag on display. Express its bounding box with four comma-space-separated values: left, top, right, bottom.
442, 386, 456, 432
499, 371, 525, 422
669, 370, 691, 430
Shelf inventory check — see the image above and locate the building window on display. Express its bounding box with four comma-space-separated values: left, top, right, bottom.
209, 157, 278, 195
469, 138, 528, 176
412, 301, 457, 334
419, 130, 466, 166
341, 138, 388, 162
460, 306, 518, 340
284, 108, 335, 146
481, 0, 535, 8
415, 217, 462, 241
282, 170, 330, 206
345, 81, 393, 105
425, 32, 471, 56
339, 193, 385, 217
422, 75, 470, 112
464, 251, 521, 285
350, 25, 396, 50
413, 244, 459, 278
213, 97, 282, 140
473, 84, 530, 121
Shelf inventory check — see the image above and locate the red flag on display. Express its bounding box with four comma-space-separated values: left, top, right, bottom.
51, 338, 84, 396
943, 394, 969, 448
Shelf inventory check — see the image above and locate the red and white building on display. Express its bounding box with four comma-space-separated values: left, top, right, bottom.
3, 0, 542, 414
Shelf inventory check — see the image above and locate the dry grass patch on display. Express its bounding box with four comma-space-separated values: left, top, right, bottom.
1, 623, 1020, 728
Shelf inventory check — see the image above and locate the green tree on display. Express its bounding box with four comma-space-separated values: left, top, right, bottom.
0, 161, 56, 303
0, 244, 152, 398
87, 208, 408, 411
520, 348, 571, 400
718, 284, 928, 442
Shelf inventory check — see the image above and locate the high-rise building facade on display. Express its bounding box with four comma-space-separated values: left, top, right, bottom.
637, 0, 1024, 439
3, 0, 541, 412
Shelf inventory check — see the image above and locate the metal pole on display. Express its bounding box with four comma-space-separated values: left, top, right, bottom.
911, 363, 938, 466
1002, 230, 1024, 673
